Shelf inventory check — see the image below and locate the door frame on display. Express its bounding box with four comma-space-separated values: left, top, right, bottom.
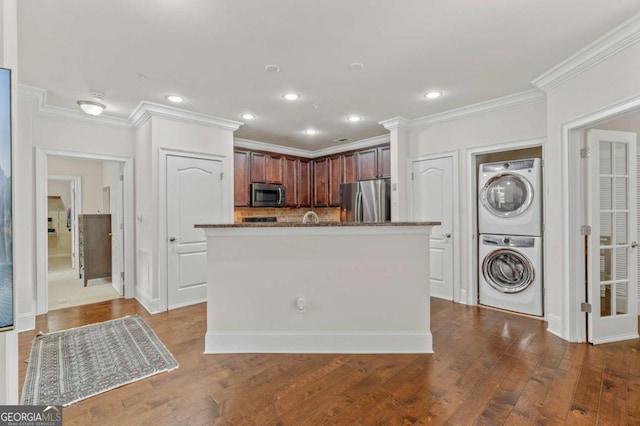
47, 174, 82, 270
158, 148, 231, 312
563, 95, 640, 342
35, 148, 135, 315
465, 137, 545, 308
407, 150, 460, 302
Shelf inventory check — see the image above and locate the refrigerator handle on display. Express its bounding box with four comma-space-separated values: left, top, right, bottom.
355, 191, 363, 223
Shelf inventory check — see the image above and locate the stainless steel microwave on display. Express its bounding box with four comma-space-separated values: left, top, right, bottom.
251, 183, 286, 207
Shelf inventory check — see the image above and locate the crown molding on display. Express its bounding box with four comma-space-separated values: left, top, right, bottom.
18, 85, 244, 131
404, 89, 545, 129
234, 138, 314, 158
128, 101, 243, 131
532, 12, 640, 91
379, 117, 411, 130
311, 134, 389, 157
18, 85, 130, 127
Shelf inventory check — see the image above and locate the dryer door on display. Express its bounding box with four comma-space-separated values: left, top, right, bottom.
480, 173, 533, 218
482, 248, 535, 293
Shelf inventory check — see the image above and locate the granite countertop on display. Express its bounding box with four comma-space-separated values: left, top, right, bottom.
195, 221, 441, 228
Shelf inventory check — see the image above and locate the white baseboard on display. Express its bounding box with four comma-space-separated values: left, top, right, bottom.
135, 287, 160, 314
205, 331, 433, 354
592, 332, 640, 345
546, 313, 563, 338
16, 312, 35, 332
1, 331, 19, 404
168, 298, 206, 311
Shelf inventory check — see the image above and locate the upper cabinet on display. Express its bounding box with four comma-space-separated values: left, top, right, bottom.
356, 145, 390, 180
250, 152, 267, 183
297, 159, 311, 208
266, 154, 284, 184
342, 152, 357, 183
313, 158, 329, 207
378, 146, 391, 178
234, 150, 251, 207
328, 156, 342, 206
283, 157, 298, 207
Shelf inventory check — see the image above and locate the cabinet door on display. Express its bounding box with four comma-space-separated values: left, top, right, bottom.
313, 158, 329, 207
234, 150, 251, 206
378, 146, 391, 178
342, 152, 357, 183
266, 154, 284, 184
356, 148, 378, 180
298, 159, 311, 207
250, 152, 267, 183
328, 156, 342, 206
284, 157, 298, 207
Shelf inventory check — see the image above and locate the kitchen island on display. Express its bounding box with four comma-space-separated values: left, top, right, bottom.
195, 222, 439, 354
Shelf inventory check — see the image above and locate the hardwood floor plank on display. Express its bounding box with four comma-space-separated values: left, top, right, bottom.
16, 298, 640, 425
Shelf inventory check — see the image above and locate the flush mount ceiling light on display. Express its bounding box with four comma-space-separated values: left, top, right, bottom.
264, 64, 281, 73
348, 62, 365, 71
165, 95, 185, 103
347, 115, 362, 122
304, 129, 318, 135
77, 100, 106, 116
283, 93, 300, 101
241, 113, 255, 120
425, 91, 443, 99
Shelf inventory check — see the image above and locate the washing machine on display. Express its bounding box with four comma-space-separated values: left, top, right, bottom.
479, 234, 543, 316
478, 158, 542, 236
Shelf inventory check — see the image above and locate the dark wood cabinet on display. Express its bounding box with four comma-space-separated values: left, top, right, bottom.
328, 156, 342, 206
250, 152, 267, 183
313, 158, 329, 207
342, 152, 358, 183
234, 150, 251, 206
284, 157, 298, 207
266, 155, 284, 184
356, 148, 378, 180
378, 146, 391, 178
297, 159, 311, 208
78, 214, 112, 286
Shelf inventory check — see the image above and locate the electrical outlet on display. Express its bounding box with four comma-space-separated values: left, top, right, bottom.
296, 297, 306, 313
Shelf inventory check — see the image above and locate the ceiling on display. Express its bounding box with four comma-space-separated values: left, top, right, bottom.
17, 0, 640, 150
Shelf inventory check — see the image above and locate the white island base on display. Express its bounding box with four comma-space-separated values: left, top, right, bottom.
197, 223, 436, 354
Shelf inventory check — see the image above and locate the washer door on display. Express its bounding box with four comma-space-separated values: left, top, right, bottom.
482, 248, 535, 293
480, 173, 533, 218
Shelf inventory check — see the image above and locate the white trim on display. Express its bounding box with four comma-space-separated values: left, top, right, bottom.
533, 13, 640, 91
465, 138, 545, 308
546, 314, 563, 338
35, 148, 135, 314
379, 117, 412, 130
16, 312, 34, 332
199, 225, 435, 238
311, 134, 390, 158
129, 101, 243, 131
407, 150, 461, 303
561, 94, 640, 342
134, 287, 161, 314
404, 90, 545, 129
204, 331, 433, 354
592, 332, 640, 345
158, 148, 232, 312
2, 331, 18, 404
168, 298, 206, 311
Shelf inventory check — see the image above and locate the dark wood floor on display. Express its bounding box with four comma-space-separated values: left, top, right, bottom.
18, 299, 640, 425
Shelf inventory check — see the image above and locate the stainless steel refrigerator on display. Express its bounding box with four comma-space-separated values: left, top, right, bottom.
340, 179, 391, 223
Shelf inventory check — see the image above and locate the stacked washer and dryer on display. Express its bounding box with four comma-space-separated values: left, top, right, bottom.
478, 158, 543, 316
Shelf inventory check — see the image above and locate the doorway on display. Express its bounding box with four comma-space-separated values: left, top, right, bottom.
35, 148, 134, 315
567, 108, 640, 344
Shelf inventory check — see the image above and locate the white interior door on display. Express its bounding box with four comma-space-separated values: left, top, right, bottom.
412, 156, 454, 300
167, 154, 224, 309
110, 163, 124, 296
587, 129, 639, 344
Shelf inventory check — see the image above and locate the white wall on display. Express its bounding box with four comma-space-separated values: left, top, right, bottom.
406, 100, 547, 304
48, 157, 105, 214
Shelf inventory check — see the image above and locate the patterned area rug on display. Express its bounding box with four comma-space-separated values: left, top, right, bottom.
21, 315, 178, 406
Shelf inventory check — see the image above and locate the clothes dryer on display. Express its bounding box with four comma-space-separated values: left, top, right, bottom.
479, 234, 543, 316
478, 158, 542, 236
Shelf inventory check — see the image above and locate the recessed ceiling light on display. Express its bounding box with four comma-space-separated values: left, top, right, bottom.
165, 95, 184, 103
241, 113, 255, 120
304, 129, 318, 135
347, 115, 362, 122
283, 93, 300, 101
265, 64, 281, 73
425, 91, 443, 99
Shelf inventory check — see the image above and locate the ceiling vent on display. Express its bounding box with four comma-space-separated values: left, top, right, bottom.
333, 138, 350, 143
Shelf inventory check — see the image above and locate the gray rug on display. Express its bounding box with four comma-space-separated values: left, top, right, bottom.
21, 315, 178, 406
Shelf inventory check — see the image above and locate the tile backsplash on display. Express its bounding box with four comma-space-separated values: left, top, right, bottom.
234, 207, 341, 224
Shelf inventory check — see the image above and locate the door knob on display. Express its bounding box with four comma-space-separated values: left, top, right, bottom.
444, 233, 451, 238
169, 237, 176, 242
632, 241, 638, 248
